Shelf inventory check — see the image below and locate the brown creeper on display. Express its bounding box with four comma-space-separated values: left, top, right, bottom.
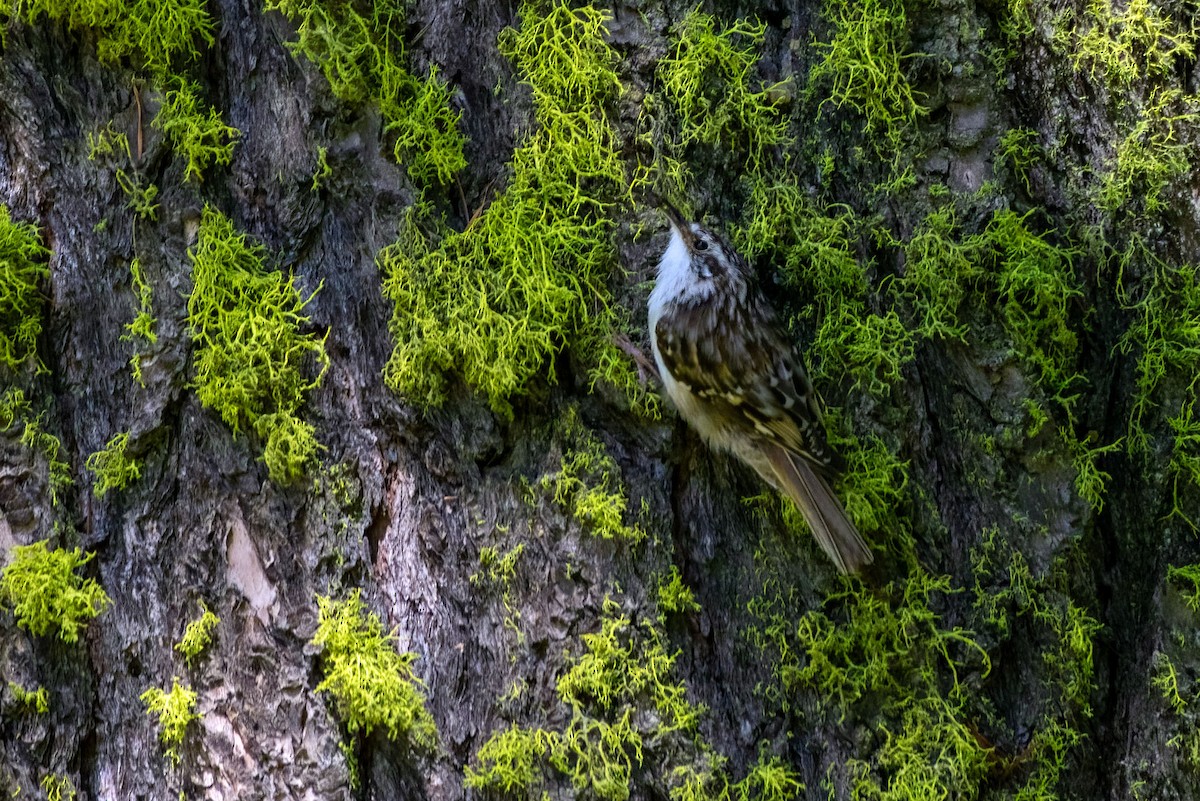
648, 204, 873, 574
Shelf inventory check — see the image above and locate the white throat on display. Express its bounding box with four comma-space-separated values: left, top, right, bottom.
648, 226, 704, 327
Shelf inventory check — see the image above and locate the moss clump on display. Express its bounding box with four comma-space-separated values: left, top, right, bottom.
539, 411, 647, 543
311, 591, 437, 747
40, 774, 75, 801
468, 598, 801, 800
175, 601, 220, 666
995, 128, 1042, 194
656, 10, 791, 180
1062, 0, 1195, 88
0, 540, 110, 643
266, 0, 464, 186
809, 0, 926, 153
657, 566, 700, 616
140, 677, 199, 766
380, 1, 651, 417
8, 681, 49, 714
186, 206, 329, 484
0, 389, 73, 508
153, 80, 239, 183
115, 170, 160, 220
1099, 88, 1196, 216
0, 205, 50, 372
123, 257, 157, 385
2, 0, 214, 77
84, 431, 143, 497
893, 205, 982, 342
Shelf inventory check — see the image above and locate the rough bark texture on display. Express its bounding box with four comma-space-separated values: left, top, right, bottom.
2, 0, 1200, 799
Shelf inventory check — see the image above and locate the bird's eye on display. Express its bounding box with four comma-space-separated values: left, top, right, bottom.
695, 239, 709, 251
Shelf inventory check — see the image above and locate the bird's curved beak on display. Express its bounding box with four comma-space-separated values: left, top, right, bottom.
662, 202, 695, 251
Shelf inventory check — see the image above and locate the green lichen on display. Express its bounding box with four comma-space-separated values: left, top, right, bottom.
2, 0, 214, 77
85, 431, 143, 497
310, 145, 331, 191
380, 1, 651, 417
186, 206, 329, 484
40, 774, 75, 801
657, 566, 700, 617
7, 681, 49, 714
539, 412, 646, 543
472, 543, 525, 647
1067, 431, 1122, 513
140, 677, 200, 766
0, 205, 50, 371
809, 0, 926, 153
115, 170, 160, 220
1063, 0, 1195, 88
0, 540, 110, 643
894, 205, 982, 342
266, 0, 465, 185
123, 257, 157, 385
175, 601, 220, 666
311, 590, 437, 747
153, 81, 239, 183
656, 10, 791, 180
1099, 88, 1196, 215
0, 389, 73, 508
995, 127, 1042, 194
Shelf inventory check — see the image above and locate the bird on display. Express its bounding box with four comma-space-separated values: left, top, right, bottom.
647, 203, 873, 574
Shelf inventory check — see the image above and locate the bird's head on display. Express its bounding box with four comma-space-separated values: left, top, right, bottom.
660, 203, 742, 283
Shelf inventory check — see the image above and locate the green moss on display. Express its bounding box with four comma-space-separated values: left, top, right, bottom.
539, 412, 646, 543
186, 206, 329, 484
1167, 564, 1200, 612
87, 122, 131, 162
153, 81, 239, 183
656, 10, 791, 179
123, 257, 157, 385
140, 677, 199, 766
1064, 0, 1195, 88
0, 205, 50, 372
310, 146, 331, 191
824, 408, 910, 536
266, 0, 465, 186
894, 205, 983, 342
657, 566, 700, 617
0, 540, 110, 643
40, 774, 75, 801
809, 0, 926, 153
175, 601, 220, 666
311, 590, 437, 747
115, 169, 160, 220
465, 724, 554, 794
1100, 88, 1196, 215
3, 0, 214, 77
84, 431, 143, 497
381, 2, 651, 417
736, 177, 914, 396
1152, 652, 1187, 715
979, 210, 1084, 406
7, 681, 49, 714
0, 389, 73, 508
995, 128, 1042, 194
1066, 431, 1122, 513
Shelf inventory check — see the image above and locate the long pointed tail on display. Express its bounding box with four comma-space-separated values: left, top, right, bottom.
763, 444, 873, 574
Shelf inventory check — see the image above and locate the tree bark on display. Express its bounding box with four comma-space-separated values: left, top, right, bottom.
2, 0, 1199, 799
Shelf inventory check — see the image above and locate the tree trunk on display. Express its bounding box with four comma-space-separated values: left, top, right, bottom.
2, 0, 1199, 799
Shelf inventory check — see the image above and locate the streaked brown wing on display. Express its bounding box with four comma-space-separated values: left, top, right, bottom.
655, 278, 844, 477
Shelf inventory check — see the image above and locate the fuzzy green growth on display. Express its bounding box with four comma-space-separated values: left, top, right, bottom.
809, 0, 926, 152
657, 10, 790, 178
467, 598, 714, 800
266, 0, 465, 185
115, 170, 160, 220
123, 257, 157, 385
471, 544, 524, 588
1099, 89, 1196, 216
380, 1, 650, 417
657, 566, 700, 616
894, 206, 982, 342
736, 177, 913, 396
1067, 431, 1122, 512
40, 774, 76, 801
0, 541, 109, 642
540, 414, 647, 543
140, 677, 199, 765
8, 681, 49, 714
186, 206, 329, 484
0, 205, 50, 371
311, 591, 437, 747
153, 81, 239, 182
85, 432, 143, 497
1, 389, 73, 507
310, 146, 332, 191
175, 602, 220, 666
995, 128, 1041, 194
1064, 0, 1195, 88
981, 210, 1084, 406
3, 0, 214, 77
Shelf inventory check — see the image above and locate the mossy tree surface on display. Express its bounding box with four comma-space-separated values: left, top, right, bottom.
1, 0, 1200, 798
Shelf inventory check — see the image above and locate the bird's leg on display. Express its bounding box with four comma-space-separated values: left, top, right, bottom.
612, 333, 661, 385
